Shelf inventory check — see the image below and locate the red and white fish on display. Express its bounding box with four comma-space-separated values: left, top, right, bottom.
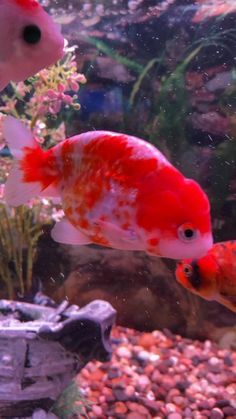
0, 0, 64, 91
175, 241, 236, 313
3, 116, 213, 259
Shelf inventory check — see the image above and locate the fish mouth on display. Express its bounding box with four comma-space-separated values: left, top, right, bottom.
158, 232, 213, 260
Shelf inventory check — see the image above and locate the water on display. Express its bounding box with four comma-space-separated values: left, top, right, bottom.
0, 0, 236, 417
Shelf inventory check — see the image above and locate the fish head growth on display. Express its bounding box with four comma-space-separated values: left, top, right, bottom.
137, 171, 213, 260
0, 0, 64, 85
175, 253, 219, 299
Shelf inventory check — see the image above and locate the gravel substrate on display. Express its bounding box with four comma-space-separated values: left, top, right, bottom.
76, 326, 236, 418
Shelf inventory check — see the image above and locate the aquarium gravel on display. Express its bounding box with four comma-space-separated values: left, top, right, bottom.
77, 326, 236, 418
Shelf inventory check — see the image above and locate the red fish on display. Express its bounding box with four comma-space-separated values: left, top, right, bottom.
3, 116, 213, 260
0, 0, 64, 91
175, 241, 236, 313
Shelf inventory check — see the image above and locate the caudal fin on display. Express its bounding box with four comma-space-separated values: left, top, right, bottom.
0, 65, 9, 92
3, 116, 59, 206
3, 116, 36, 158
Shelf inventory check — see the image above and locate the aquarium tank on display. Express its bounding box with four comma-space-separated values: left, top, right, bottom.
0, 0, 236, 417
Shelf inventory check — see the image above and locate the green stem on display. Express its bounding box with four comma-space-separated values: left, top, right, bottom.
30, 113, 39, 130
85, 36, 144, 74
130, 58, 161, 106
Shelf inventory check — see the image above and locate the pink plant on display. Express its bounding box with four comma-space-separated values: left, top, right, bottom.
0, 47, 86, 297
0, 47, 86, 145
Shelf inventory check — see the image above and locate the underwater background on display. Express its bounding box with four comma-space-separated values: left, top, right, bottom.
29, 0, 236, 339
0, 0, 236, 417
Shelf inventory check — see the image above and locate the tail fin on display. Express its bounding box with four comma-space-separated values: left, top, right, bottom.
0, 64, 9, 92
3, 116, 59, 206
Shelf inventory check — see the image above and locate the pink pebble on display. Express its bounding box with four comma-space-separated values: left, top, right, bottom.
210, 408, 224, 419
99, 395, 106, 403
137, 375, 150, 390
166, 403, 178, 414
126, 385, 135, 396
172, 396, 187, 407
166, 388, 181, 402
92, 405, 103, 416
209, 356, 220, 366
167, 414, 182, 419
127, 413, 147, 419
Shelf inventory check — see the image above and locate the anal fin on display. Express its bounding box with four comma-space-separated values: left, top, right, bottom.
51, 218, 91, 245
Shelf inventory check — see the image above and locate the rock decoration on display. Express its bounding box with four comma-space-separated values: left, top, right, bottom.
0, 298, 116, 417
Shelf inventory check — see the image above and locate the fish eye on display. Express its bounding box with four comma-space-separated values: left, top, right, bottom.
182, 264, 193, 277
22, 25, 41, 44
178, 224, 198, 242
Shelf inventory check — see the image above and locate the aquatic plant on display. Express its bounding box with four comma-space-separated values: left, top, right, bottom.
0, 47, 86, 146
51, 380, 92, 419
0, 193, 58, 299
86, 36, 144, 75
0, 48, 85, 298
85, 15, 236, 159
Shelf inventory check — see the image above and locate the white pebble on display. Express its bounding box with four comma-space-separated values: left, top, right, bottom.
149, 353, 160, 362
166, 403, 178, 413
117, 346, 132, 359
137, 350, 150, 361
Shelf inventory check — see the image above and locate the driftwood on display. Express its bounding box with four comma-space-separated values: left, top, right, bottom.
0, 298, 116, 417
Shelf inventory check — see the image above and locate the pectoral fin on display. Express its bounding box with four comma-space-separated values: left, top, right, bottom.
51, 219, 91, 245
96, 220, 142, 251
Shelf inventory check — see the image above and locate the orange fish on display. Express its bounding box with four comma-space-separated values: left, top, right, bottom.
0, 0, 64, 91
3, 116, 213, 260
175, 241, 236, 313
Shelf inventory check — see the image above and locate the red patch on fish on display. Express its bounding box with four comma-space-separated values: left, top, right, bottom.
20, 146, 58, 189
15, 0, 39, 9
136, 167, 210, 234
83, 134, 158, 188
69, 134, 158, 219
148, 238, 159, 247
136, 167, 184, 231
61, 140, 76, 181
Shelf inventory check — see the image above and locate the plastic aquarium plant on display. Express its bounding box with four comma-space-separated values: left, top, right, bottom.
85, 17, 236, 157
51, 381, 92, 419
0, 47, 86, 299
